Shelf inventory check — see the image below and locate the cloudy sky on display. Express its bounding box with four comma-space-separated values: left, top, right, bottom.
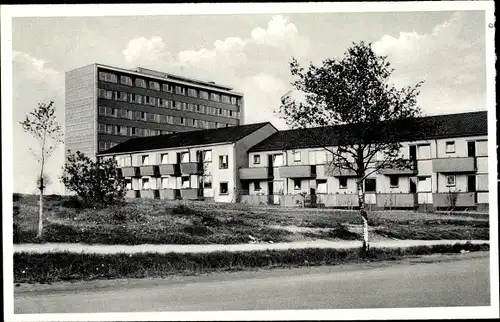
9, 8, 488, 194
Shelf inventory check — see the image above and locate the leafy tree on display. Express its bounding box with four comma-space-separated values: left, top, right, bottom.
19, 101, 63, 239
278, 41, 426, 251
61, 151, 127, 205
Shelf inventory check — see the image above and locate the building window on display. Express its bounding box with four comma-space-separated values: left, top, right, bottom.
106, 124, 113, 134
120, 75, 132, 86
178, 152, 189, 163
293, 151, 301, 162
140, 111, 146, 121
180, 117, 185, 125
141, 155, 149, 166
231, 97, 237, 105
187, 103, 195, 111
142, 178, 149, 190
445, 141, 455, 153
175, 86, 186, 95
98, 71, 118, 83
219, 182, 229, 194
187, 88, 198, 97
204, 175, 212, 189
149, 81, 160, 91
132, 94, 143, 104
163, 83, 174, 92
339, 177, 348, 189
365, 178, 376, 192
293, 179, 302, 190
253, 155, 261, 164
221, 95, 230, 104
446, 175, 456, 187
202, 150, 212, 163
135, 78, 146, 88
98, 123, 106, 133
98, 89, 113, 99
125, 179, 132, 190
131, 127, 137, 136
219, 155, 229, 169
254, 181, 261, 191
181, 176, 190, 189
114, 125, 121, 135
146, 96, 156, 106
210, 93, 220, 102
390, 176, 399, 188
117, 92, 128, 102
199, 91, 209, 100
98, 141, 106, 150
229, 110, 234, 117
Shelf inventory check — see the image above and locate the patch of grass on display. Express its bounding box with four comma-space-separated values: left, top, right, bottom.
14, 242, 489, 284
374, 225, 489, 240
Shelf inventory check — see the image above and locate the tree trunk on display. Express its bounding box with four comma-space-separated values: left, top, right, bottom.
357, 180, 369, 252
37, 178, 43, 239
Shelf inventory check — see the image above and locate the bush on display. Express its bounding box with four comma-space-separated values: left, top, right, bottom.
13, 193, 22, 202
61, 151, 126, 205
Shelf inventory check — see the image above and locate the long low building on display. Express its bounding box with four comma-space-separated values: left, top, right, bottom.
98, 111, 489, 211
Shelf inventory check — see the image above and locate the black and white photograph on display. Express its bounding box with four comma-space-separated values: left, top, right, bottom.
1, 2, 498, 321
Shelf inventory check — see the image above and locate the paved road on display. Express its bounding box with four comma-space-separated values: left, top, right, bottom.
13, 239, 488, 254
14, 252, 490, 313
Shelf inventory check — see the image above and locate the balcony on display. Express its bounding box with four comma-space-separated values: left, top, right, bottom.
159, 188, 180, 200
180, 162, 202, 175
125, 190, 139, 198
378, 160, 418, 176
159, 164, 180, 176
433, 192, 476, 208
139, 165, 160, 177
180, 188, 202, 200
121, 166, 140, 177
139, 190, 158, 199
239, 167, 272, 180
376, 193, 417, 209
432, 157, 476, 173
279, 165, 317, 178
324, 164, 357, 177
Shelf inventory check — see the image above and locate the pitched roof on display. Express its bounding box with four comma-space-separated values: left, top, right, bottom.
248, 111, 488, 152
100, 122, 272, 155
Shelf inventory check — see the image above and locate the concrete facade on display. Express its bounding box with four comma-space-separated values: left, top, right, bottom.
66, 63, 245, 159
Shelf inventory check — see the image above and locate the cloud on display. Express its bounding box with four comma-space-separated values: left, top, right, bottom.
13, 51, 65, 195
123, 36, 173, 67
250, 15, 309, 57
372, 12, 485, 115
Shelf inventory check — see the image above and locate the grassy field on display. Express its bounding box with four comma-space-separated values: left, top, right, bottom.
13, 193, 489, 245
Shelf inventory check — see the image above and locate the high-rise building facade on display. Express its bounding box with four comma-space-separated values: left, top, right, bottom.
65, 63, 245, 160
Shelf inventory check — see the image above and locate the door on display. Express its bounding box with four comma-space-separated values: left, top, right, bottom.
409, 145, 417, 160
410, 177, 417, 193
309, 188, 317, 207
468, 174, 477, 203
467, 141, 476, 157
267, 155, 274, 177
268, 182, 274, 205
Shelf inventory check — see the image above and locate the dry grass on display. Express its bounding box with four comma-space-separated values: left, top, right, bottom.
13, 193, 489, 245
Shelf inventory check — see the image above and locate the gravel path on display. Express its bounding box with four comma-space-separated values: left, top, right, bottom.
13, 240, 488, 254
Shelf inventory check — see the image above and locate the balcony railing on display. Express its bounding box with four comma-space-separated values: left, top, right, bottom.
432, 157, 477, 173
139, 189, 158, 199
376, 193, 417, 208
180, 188, 202, 200
159, 188, 180, 200
159, 164, 180, 176
433, 192, 476, 208
378, 160, 418, 176
139, 165, 160, 177
239, 167, 272, 180
180, 162, 202, 175
279, 165, 317, 178
121, 166, 140, 177
324, 164, 357, 177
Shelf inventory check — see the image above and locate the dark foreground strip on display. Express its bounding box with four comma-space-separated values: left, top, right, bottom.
14, 242, 489, 284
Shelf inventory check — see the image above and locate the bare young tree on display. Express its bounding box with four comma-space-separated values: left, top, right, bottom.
19, 101, 64, 239
278, 41, 427, 252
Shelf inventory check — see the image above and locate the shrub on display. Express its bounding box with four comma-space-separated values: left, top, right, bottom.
61, 151, 126, 205
13, 193, 22, 202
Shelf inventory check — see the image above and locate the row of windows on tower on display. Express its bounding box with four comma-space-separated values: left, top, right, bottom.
98, 123, 173, 137
98, 106, 235, 129
98, 71, 240, 104
98, 89, 239, 119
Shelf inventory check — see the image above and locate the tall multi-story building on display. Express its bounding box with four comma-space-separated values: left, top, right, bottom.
65, 63, 245, 160
98, 111, 489, 211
